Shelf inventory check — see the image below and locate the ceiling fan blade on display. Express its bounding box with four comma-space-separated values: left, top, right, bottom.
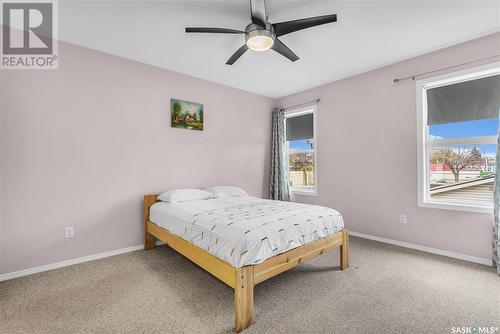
250, 0, 267, 28
272, 14, 337, 37
185, 27, 245, 34
226, 45, 249, 65
272, 38, 299, 62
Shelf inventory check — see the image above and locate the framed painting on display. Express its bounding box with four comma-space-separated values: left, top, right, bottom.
171, 98, 204, 131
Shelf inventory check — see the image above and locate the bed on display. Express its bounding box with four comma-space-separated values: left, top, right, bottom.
144, 194, 349, 332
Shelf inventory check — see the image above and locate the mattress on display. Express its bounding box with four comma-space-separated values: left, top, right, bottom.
149, 196, 344, 268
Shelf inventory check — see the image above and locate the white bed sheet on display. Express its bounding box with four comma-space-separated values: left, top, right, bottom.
149, 196, 344, 268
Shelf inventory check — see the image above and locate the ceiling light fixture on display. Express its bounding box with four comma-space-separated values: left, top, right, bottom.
245, 29, 274, 51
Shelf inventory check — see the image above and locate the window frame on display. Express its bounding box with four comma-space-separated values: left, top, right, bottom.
416, 61, 500, 214
284, 104, 318, 196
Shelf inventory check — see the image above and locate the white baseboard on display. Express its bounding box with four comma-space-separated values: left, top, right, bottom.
349, 231, 493, 266
0, 244, 145, 282
1, 233, 492, 282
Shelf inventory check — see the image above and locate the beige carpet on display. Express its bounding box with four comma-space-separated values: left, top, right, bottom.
1, 237, 499, 334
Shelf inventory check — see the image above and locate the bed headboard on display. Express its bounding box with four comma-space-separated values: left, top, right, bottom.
144, 194, 159, 224
144, 194, 159, 249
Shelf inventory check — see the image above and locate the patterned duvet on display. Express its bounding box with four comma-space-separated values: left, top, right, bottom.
149, 196, 344, 268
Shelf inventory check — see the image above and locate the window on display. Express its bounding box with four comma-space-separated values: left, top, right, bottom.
417, 62, 500, 213
285, 105, 317, 195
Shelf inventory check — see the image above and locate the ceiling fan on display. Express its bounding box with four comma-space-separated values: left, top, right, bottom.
185, 0, 337, 65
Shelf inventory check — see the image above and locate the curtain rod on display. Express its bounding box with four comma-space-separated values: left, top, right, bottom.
283, 99, 320, 110
393, 55, 500, 83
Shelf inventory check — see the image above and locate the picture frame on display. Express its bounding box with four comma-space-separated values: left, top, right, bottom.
171, 98, 204, 131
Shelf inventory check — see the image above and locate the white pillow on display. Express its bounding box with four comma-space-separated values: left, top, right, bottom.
204, 186, 248, 198
157, 189, 214, 204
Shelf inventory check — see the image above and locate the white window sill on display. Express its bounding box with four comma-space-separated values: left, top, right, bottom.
291, 190, 317, 196
419, 200, 493, 214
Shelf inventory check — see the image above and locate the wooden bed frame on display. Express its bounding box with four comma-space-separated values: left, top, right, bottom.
144, 195, 349, 332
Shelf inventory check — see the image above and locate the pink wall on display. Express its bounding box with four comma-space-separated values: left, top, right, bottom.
0, 42, 274, 274
277, 33, 500, 260
2, 33, 499, 275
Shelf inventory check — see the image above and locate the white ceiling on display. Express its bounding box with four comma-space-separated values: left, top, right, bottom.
59, 0, 500, 98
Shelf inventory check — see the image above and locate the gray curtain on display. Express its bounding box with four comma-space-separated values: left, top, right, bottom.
270, 108, 290, 201
494, 112, 500, 275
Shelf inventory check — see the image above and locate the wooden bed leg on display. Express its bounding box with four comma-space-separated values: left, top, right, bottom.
144, 230, 156, 250
235, 266, 254, 333
340, 228, 349, 270
144, 195, 157, 250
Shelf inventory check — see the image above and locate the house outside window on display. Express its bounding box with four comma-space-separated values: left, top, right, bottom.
417, 62, 500, 213
285, 105, 317, 195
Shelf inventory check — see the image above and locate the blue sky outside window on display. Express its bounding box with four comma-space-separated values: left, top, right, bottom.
289, 139, 314, 150
429, 117, 498, 155
429, 117, 498, 138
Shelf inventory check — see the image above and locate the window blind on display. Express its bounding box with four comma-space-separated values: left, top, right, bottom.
286, 114, 313, 141
427, 74, 500, 125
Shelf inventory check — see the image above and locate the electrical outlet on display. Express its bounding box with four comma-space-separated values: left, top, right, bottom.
399, 214, 407, 224
65, 226, 74, 238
